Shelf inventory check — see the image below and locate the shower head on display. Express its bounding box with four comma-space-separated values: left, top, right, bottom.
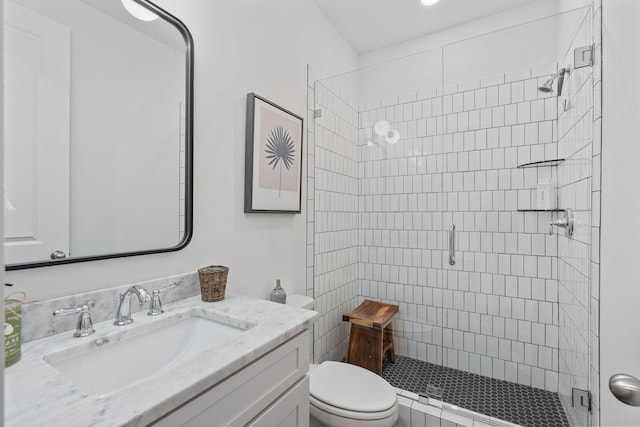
538, 67, 570, 96
538, 78, 554, 93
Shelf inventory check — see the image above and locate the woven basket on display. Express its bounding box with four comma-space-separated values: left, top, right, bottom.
198, 265, 229, 302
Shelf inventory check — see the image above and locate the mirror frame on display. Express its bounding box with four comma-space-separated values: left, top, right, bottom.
6, 0, 194, 270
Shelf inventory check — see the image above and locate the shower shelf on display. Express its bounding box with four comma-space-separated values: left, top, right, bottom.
517, 159, 565, 168
516, 159, 565, 212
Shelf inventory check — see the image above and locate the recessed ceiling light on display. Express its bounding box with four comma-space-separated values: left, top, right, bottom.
121, 0, 158, 21
420, 0, 440, 6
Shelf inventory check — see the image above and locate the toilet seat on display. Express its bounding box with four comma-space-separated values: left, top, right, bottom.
310, 395, 398, 420
309, 361, 398, 424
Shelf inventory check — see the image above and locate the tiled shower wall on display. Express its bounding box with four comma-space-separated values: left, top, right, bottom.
357, 69, 563, 393
556, 2, 601, 426
310, 80, 360, 363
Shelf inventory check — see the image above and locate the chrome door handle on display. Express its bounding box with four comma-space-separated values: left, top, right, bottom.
448, 224, 455, 266
610, 374, 640, 406
50, 250, 66, 259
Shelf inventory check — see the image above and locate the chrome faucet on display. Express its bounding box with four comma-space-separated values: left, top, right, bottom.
114, 285, 151, 326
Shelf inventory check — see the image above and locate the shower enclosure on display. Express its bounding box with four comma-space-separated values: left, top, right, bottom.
307, 4, 600, 427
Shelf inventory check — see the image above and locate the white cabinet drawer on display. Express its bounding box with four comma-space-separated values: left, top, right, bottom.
152, 330, 309, 427
247, 376, 309, 427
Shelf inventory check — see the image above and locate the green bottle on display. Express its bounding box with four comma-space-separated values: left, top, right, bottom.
5, 300, 21, 367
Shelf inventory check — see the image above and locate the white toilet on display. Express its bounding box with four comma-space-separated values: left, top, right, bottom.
285, 295, 398, 427
308, 361, 398, 427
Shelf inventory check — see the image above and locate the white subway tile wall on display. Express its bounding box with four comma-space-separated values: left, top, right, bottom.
312, 81, 360, 363
357, 66, 562, 393
395, 395, 523, 427
306, 65, 316, 361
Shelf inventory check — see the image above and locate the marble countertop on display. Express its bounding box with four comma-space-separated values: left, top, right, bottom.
4, 294, 317, 427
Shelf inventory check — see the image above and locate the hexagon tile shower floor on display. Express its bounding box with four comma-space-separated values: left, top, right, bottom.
382, 356, 569, 427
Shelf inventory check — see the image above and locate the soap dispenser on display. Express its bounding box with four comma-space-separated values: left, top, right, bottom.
270, 279, 287, 304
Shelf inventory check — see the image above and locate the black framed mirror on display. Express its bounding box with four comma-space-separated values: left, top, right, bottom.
4, 0, 193, 270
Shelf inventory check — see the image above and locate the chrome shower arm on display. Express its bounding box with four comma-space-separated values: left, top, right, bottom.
550, 67, 568, 79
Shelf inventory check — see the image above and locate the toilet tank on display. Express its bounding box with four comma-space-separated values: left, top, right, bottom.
286, 294, 314, 310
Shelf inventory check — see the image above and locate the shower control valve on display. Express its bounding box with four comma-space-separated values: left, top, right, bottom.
549, 208, 575, 237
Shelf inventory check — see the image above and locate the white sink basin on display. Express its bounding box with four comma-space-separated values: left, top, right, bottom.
44, 314, 251, 396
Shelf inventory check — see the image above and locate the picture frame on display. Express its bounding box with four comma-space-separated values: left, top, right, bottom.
244, 93, 304, 213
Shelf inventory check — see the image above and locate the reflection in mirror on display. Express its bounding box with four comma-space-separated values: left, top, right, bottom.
4, 0, 193, 269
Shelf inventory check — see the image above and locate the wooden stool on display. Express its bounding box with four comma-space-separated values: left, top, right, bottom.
343, 300, 399, 375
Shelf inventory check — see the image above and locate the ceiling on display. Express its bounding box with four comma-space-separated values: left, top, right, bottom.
312, 0, 540, 54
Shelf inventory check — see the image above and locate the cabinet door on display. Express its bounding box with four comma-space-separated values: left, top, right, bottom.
152, 331, 309, 427
247, 376, 309, 427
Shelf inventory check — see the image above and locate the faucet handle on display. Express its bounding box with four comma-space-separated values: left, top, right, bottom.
147, 284, 176, 316
53, 301, 96, 338
549, 208, 575, 237
158, 284, 177, 294
53, 300, 95, 316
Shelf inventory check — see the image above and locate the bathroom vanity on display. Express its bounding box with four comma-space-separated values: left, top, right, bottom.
4, 287, 316, 427
153, 330, 310, 426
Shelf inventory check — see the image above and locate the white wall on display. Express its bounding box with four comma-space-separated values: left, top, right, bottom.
600, 1, 640, 425
357, 47, 442, 109
354, 0, 591, 108
359, 0, 591, 69
5, 0, 358, 301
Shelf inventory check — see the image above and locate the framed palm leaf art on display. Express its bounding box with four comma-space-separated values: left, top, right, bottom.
245, 93, 304, 213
